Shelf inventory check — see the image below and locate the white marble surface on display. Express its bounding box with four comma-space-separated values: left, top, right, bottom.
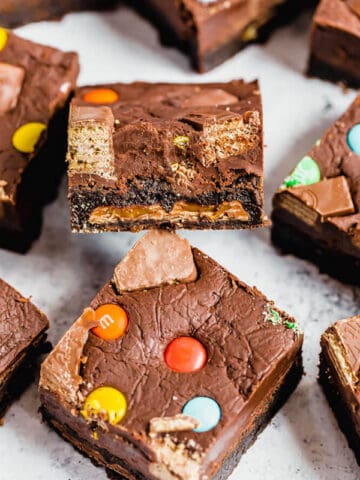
0, 5, 359, 479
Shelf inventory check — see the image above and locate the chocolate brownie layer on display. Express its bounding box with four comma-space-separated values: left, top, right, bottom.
272, 95, 360, 284
319, 316, 360, 465
0, 30, 79, 252
68, 81, 267, 233
0, 0, 117, 27
308, 0, 360, 87
40, 231, 303, 480
0, 278, 49, 418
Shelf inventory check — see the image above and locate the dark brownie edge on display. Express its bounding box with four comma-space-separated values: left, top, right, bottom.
319, 350, 360, 465
308, 54, 360, 89
271, 216, 360, 286
0, 331, 49, 418
40, 351, 303, 480
0, 100, 71, 253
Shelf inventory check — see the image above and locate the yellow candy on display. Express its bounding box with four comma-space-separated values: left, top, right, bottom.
81, 386, 127, 426
12, 122, 47, 154
0, 28, 8, 52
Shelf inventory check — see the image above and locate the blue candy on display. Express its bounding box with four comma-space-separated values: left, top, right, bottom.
182, 396, 221, 433
347, 124, 360, 155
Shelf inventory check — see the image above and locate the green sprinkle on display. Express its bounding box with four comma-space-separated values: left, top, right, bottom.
263, 304, 302, 336
173, 135, 190, 150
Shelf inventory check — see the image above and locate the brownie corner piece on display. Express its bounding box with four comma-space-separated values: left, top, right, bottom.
0, 29, 79, 253
319, 315, 360, 464
271, 94, 360, 285
39, 229, 302, 480
67, 80, 267, 233
0, 278, 49, 418
308, 0, 360, 87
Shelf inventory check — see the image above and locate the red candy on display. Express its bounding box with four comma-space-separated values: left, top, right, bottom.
164, 337, 207, 373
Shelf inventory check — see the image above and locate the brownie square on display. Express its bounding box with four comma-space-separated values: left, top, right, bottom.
319, 315, 360, 465
0, 278, 49, 418
0, 0, 117, 27
308, 0, 360, 88
0, 29, 79, 252
40, 230, 303, 480
67, 80, 268, 233
272, 95, 360, 285
130, 0, 314, 72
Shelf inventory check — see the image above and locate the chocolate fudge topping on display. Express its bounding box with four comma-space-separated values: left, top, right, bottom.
309, 0, 360, 87
320, 316, 360, 463
0, 29, 79, 251
40, 232, 303, 480
272, 95, 360, 284
68, 80, 267, 233
0, 278, 49, 416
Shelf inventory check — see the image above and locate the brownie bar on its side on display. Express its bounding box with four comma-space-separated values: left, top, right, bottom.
40, 230, 303, 480
68, 81, 267, 233
0, 0, 117, 28
272, 95, 360, 285
319, 316, 360, 465
131, 0, 315, 73
0, 278, 49, 418
308, 0, 360, 88
0, 29, 79, 253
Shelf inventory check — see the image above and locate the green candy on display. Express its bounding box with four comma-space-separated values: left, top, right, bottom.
283, 156, 320, 188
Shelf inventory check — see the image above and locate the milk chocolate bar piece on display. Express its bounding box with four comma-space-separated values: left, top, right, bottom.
319, 315, 360, 464
131, 0, 314, 72
272, 95, 360, 285
308, 0, 360, 87
0, 29, 79, 252
0, 278, 49, 418
39, 230, 303, 480
68, 80, 267, 233
0, 0, 116, 27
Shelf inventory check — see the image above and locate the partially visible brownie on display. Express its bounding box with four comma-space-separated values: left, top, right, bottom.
0, 29, 79, 252
131, 0, 315, 72
0, 278, 49, 418
272, 95, 360, 285
319, 315, 360, 464
67, 80, 267, 233
39, 230, 303, 480
0, 0, 117, 27
308, 0, 360, 88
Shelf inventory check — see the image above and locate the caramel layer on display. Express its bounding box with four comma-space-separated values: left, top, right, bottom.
89, 201, 249, 225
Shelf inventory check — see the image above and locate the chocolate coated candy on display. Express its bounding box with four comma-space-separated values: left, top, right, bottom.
182, 397, 221, 433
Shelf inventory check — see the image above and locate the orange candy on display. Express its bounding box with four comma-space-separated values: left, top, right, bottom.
92, 304, 128, 341
164, 337, 207, 373
82, 88, 119, 104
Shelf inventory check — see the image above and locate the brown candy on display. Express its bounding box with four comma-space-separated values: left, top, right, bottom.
288, 176, 355, 220
113, 230, 198, 293
0, 62, 25, 114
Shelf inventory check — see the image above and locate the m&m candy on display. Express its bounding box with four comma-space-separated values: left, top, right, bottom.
347, 124, 360, 155
92, 304, 128, 341
12, 122, 46, 154
182, 397, 221, 433
0, 28, 8, 52
82, 88, 119, 104
81, 386, 127, 425
164, 337, 207, 373
283, 156, 321, 188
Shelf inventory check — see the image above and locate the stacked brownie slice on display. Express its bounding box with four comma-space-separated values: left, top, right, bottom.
39, 230, 303, 480
67, 80, 267, 233
0, 29, 79, 252
272, 95, 360, 284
